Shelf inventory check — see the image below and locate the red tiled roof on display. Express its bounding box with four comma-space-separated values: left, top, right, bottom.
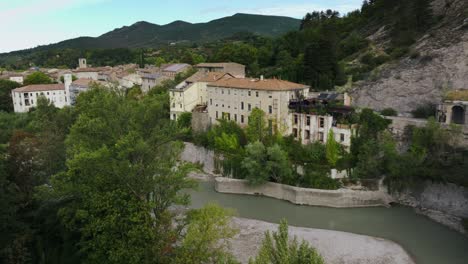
12, 84, 64, 93
208, 78, 308, 91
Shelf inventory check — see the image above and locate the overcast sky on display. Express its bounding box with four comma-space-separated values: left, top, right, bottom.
0, 0, 362, 53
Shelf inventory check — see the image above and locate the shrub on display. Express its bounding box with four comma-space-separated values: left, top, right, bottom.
411, 103, 436, 119
389, 47, 410, 59
249, 219, 325, 264
380, 108, 398, 116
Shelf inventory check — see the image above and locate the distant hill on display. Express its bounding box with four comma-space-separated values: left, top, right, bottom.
4, 13, 300, 53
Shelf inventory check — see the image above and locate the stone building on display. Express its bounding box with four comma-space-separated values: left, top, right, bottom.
69, 78, 107, 105
162, 63, 191, 77
195, 63, 246, 78
436, 89, 468, 143
288, 93, 355, 147
141, 73, 170, 93
11, 81, 70, 112
206, 77, 309, 133
170, 71, 234, 120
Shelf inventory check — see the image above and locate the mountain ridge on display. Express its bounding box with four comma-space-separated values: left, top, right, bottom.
1, 13, 300, 55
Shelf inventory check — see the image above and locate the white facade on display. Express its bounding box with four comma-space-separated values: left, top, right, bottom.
12, 85, 68, 113
206, 82, 308, 134
289, 113, 353, 147
170, 82, 208, 120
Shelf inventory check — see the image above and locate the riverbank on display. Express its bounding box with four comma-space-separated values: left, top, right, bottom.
215, 177, 393, 208
229, 217, 415, 264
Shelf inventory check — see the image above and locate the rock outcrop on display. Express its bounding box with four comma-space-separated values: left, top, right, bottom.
351, 0, 468, 114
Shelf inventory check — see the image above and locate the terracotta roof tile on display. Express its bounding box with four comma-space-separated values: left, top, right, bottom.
208, 78, 308, 91
12, 84, 64, 93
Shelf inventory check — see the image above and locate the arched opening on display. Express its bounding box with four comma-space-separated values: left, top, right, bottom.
451, 105, 465, 124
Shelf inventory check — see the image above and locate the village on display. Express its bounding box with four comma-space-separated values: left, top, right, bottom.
3, 58, 467, 154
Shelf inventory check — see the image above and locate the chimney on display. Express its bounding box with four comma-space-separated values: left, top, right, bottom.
64, 74, 72, 105
260, 75, 264, 81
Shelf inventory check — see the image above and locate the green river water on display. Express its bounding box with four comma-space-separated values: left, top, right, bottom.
188, 181, 468, 264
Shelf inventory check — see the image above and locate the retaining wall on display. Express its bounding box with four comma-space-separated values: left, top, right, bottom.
215, 177, 394, 208
180, 142, 216, 174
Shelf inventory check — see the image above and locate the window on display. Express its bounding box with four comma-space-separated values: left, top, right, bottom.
47, 92, 49, 95
210, 99, 212, 105
222, 104, 224, 108
222, 90, 224, 94
172, 91, 175, 96
293, 128, 298, 138
319, 117, 324, 128
248, 91, 251, 96
269, 105, 272, 114
241, 115, 244, 123
216, 111, 218, 118
172, 103, 175, 108
256, 91, 259, 97
179, 93, 181, 97
248, 104, 251, 111
234, 114, 237, 122
318, 132, 324, 142
241, 102, 244, 110
31, 99, 34, 104
305, 130, 310, 140
340, 133, 345, 142
306, 116, 311, 126
180, 104, 182, 108
173, 114, 176, 120
294, 114, 298, 124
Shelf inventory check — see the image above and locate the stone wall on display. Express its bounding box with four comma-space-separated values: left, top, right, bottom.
215, 177, 394, 208
180, 142, 216, 174
397, 182, 468, 218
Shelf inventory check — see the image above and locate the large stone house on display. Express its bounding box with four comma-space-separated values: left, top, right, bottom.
11, 83, 69, 112
206, 77, 309, 133
170, 71, 234, 120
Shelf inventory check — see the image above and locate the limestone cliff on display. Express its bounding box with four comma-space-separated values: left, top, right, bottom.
351, 0, 468, 114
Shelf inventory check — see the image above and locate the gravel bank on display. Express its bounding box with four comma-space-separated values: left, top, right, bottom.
230, 217, 415, 264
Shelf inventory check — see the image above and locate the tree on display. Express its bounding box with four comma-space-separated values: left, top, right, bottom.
242, 142, 292, 185
0, 80, 20, 112
249, 219, 324, 264
266, 144, 292, 184
326, 129, 340, 167
59, 75, 77, 83
23, 72, 53, 85
246, 108, 268, 143
175, 203, 238, 264
46, 88, 196, 263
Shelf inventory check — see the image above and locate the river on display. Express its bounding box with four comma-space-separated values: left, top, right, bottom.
188, 181, 468, 264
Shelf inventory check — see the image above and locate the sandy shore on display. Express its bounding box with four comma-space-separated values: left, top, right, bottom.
230, 217, 415, 264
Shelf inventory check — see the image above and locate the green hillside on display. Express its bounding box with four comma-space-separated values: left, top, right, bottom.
5, 13, 300, 51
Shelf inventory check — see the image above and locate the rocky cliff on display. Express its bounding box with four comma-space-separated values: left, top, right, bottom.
351, 0, 468, 114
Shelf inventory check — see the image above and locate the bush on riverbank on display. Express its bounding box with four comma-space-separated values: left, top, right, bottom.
249, 219, 325, 264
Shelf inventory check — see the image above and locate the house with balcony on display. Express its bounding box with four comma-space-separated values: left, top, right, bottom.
288, 92, 355, 147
